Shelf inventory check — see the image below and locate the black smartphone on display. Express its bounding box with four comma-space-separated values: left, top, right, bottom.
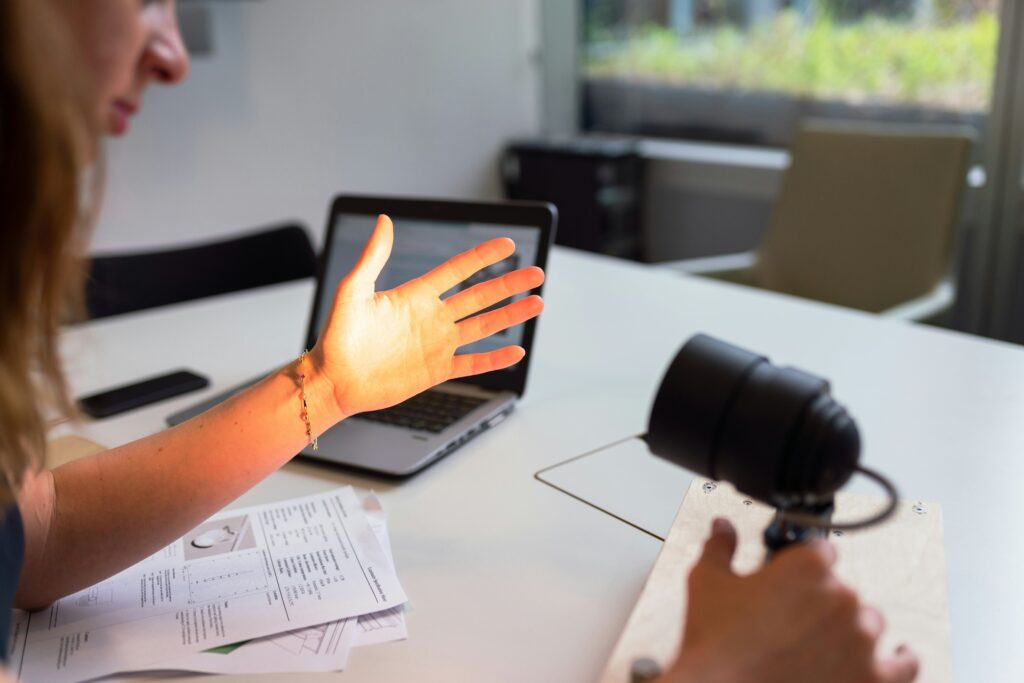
78, 370, 210, 419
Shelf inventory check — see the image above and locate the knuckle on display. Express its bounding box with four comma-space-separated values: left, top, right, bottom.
853, 618, 878, 650
441, 263, 459, 287
687, 563, 708, 588
804, 541, 834, 568
865, 606, 886, 634
783, 546, 828, 575
854, 626, 877, 652
479, 315, 498, 336
472, 287, 489, 309
828, 583, 861, 618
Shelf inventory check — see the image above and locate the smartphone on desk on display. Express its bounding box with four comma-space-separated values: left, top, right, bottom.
78, 370, 210, 419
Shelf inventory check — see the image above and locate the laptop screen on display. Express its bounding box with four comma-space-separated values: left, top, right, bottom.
313, 214, 543, 358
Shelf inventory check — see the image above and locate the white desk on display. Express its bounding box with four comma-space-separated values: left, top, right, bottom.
57, 247, 1024, 682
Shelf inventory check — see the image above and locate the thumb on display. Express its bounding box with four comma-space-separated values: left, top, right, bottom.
345, 214, 393, 293
695, 517, 738, 574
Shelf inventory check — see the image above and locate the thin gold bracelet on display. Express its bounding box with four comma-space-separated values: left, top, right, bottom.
298, 350, 318, 451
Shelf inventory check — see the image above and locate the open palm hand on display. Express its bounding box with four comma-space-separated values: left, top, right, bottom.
313, 215, 545, 417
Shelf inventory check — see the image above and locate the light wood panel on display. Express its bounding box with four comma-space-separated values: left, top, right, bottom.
602, 480, 952, 683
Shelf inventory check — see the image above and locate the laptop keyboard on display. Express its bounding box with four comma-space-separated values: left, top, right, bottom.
354, 390, 489, 433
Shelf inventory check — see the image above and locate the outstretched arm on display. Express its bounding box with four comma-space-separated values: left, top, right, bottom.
16, 215, 544, 608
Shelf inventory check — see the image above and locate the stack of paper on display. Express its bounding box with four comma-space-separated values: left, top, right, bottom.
9, 487, 409, 681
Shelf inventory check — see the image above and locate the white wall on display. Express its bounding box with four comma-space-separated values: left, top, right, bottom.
93, 0, 541, 253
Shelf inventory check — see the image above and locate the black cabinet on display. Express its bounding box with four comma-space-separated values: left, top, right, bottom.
502, 138, 645, 261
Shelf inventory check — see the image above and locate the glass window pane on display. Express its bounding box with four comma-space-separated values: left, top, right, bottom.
582, 0, 1002, 146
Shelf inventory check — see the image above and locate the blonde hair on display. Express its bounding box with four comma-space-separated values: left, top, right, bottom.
0, 0, 95, 502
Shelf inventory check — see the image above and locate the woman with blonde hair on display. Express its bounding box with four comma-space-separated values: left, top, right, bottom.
0, 1, 917, 681
1, 0, 543, 625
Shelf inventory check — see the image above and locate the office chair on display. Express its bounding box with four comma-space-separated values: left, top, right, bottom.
661, 121, 975, 323
85, 222, 317, 320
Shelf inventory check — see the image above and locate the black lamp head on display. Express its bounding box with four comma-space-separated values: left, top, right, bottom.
646, 334, 860, 508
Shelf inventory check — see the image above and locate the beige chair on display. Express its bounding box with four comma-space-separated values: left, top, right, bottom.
662, 121, 975, 322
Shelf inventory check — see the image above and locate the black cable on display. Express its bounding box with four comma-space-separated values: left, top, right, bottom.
775, 464, 900, 531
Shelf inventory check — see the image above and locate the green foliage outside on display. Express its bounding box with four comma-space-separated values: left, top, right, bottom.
585, 10, 999, 113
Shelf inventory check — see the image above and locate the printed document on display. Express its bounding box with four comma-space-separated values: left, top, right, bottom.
12, 486, 407, 683
163, 493, 407, 675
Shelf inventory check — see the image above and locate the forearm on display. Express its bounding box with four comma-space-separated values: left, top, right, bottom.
16, 355, 342, 609
13, 221, 546, 609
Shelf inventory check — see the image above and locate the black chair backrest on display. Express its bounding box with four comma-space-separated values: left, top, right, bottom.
85, 223, 317, 320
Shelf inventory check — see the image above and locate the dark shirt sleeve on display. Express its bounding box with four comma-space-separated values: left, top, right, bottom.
0, 506, 24, 662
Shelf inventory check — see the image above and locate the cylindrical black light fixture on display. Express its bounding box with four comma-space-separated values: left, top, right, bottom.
646, 334, 862, 511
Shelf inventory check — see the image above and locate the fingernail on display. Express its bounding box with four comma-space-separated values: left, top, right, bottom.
896, 644, 907, 654
712, 517, 730, 534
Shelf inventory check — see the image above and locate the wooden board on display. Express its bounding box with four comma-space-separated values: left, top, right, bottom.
601, 479, 952, 683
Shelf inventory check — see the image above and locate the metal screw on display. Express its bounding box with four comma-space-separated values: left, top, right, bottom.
630, 657, 662, 683
702, 482, 717, 493
833, 530, 844, 537
742, 499, 752, 506
912, 503, 927, 515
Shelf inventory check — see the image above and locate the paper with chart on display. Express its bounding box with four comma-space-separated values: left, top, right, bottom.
165, 492, 407, 675
170, 617, 361, 675
164, 602, 408, 676
13, 486, 408, 683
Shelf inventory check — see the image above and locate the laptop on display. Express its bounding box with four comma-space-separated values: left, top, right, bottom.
167, 195, 555, 475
